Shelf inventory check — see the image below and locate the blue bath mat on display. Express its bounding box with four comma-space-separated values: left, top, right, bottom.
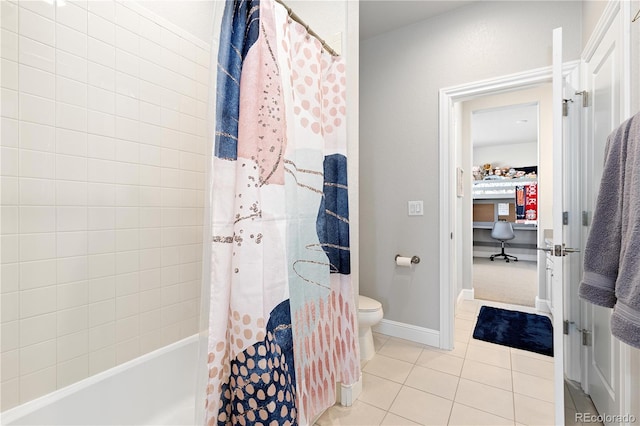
472, 306, 553, 356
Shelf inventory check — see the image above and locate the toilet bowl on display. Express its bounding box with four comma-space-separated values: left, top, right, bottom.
357, 295, 384, 361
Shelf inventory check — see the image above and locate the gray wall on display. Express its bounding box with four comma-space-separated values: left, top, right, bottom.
359, 1, 582, 331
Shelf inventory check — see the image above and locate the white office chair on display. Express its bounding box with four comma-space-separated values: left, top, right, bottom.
489, 221, 518, 263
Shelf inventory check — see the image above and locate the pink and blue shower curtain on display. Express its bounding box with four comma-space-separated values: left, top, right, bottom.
204, 1, 359, 425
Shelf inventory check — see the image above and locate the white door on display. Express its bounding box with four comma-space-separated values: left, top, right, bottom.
581, 5, 623, 422
550, 27, 566, 426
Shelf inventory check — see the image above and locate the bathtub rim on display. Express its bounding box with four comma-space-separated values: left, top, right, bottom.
1, 334, 199, 424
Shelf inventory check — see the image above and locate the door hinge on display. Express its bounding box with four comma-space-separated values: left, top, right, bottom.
562, 99, 573, 116
582, 330, 593, 346
582, 211, 590, 226
563, 211, 569, 225
575, 90, 589, 107
563, 320, 570, 335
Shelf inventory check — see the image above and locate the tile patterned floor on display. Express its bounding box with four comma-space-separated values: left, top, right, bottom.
316, 299, 564, 425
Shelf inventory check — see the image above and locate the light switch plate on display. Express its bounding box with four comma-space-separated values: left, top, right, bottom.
408, 200, 424, 216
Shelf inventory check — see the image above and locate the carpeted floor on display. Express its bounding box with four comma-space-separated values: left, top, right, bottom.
473, 257, 537, 307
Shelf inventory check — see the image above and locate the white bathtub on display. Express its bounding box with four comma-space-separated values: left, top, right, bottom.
1, 335, 200, 426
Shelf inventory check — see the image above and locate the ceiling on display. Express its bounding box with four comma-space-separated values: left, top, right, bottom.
471, 103, 539, 147
359, 1, 478, 40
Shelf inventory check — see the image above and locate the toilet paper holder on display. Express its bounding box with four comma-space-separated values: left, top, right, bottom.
395, 254, 421, 264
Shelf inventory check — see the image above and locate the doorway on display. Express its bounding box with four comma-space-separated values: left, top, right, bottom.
467, 101, 541, 308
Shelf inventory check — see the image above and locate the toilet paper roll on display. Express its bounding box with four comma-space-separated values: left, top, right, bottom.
396, 256, 413, 267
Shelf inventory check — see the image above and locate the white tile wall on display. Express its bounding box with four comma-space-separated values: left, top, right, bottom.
1, 0, 210, 410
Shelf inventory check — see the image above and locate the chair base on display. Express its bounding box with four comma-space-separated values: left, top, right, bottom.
489, 243, 518, 263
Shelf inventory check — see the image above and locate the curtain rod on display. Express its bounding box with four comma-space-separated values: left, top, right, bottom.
274, 0, 340, 56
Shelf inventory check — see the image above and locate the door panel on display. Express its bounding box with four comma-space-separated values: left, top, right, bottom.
582, 4, 622, 422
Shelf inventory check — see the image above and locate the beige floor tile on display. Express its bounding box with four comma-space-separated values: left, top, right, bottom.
457, 299, 479, 314
315, 400, 386, 426
378, 337, 425, 364
512, 371, 554, 403
380, 412, 420, 425
448, 403, 515, 425
358, 372, 403, 411
416, 348, 464, 376
362, 353, 413, 384
374, 332, 391, 350
510, 347, 553, 362
455, 309, 477, 321
460, 358, 512, 391
465, 343, 511, 369
404, 365, 459, 400
511, 352, 554, 380
513, 393, 555, 426
454, 378, 514, 420
455, 317, 475, 333
388, 386, 453, 425
455, 326, 472, 342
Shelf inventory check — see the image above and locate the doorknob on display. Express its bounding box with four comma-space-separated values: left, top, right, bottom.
536, 245, 580, 256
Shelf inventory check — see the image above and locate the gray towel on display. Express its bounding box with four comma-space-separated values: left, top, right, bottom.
579, 112, 640, 349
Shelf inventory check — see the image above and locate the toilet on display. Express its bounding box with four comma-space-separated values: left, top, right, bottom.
357, 295, 384, 361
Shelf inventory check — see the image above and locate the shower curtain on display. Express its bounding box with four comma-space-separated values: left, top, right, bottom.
204, 1, 359, 424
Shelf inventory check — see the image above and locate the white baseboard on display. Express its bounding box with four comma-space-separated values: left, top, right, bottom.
458, 289, 475, 304
535, 297, 551, 313
337, 376, 362, 407
373, 319, 440, 347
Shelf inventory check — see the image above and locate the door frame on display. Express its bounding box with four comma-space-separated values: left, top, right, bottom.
438, 62, 579, 350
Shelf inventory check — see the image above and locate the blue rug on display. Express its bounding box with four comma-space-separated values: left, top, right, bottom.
472, 306, 553, 356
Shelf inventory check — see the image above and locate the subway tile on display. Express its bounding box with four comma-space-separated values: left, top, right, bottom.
57, 231, 88, 258
88, 299, 115, 327
115, 337, 140, 364
115, 271, 138, 297
20, 285, 57, 317
57, 280, 88, 310
115, 315, 138, 341
139, 122, 163, 148
88, 37, 115, 69
44, 218, 75, 253
88, 13, 115, 45
19, 7, 55, 47
88, 276, 115, 303
20, 149, 55, 179
113, 162, 138, 185
2, 320, 19, 351
88, 321, 115, 351
115, 71, 138, 99
56, 154, 88, 182
19, 93, 55, 126
160, 28, 181, 56
1, 147, 18, 176
115, 250, 138, 274
161, 89, 180, 112
20, 121, 55, 152
57, 256, 88, 285
139, 146, 161, 167
69, 0, 88, 10
88, 345, 115, 375
115, 3, 139, 34
88, 110, 115, 137
88, 85, 115, 114
87, 182, 116, 206
87, 134, 115, 160
56, 180, 88, 206
87, 0, 114, 22
56, 128, 88, 157
115, 49, 139, 78
56, 23, 87, 57
19, 206, 55, 233
1, 1, 18, 32
56, 50, 88, 83
138, 80, 163, 106
88, 253, 115, 279
88, 61, 115, 92
19, 259, 56, 290
19, 0, 55, 21
19, 177, 55, 205
1, 206, 18, 234
139, 227, 161, 248
57, 76, 88, 108
115, 26, 138, 56
2, 29, 19, 62
19, 366, 56, 404
140, 329, 162, 354
139, 267, 161, 291
161, 148, 180, 169
1, 88, 18, 119
140, 247, 161, 271
57, 2, 88, 33
115, 185, 139, 208
1, 58, 18, 90
57, 330, 88, 362
115, 117, 139, 143
57, 305, 88, 336
57, 102, 88, 132
115, 229, 138, 252
88, 230, 115, 254
57, 355, 89, 388
115, 93, 139, 119
19, 64, 55, 99
1, 291, 18, 322
115, 206, 139, 229
139, 16, 162, 43
2, 380, 19, 411
1, 117, 18, 148
19, 233, 56, 262
139, 37, 163, 66
20, 340, 56, 376
19, 36, 55, 73
2, 350, 19, 381
88, 207, 115, 230
161, 107, 180, 130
